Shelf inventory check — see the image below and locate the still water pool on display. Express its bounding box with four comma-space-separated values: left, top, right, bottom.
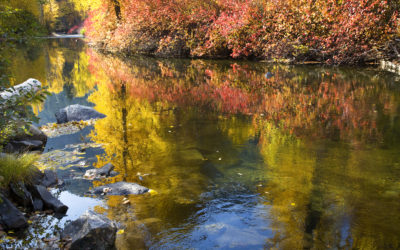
5, 39, 400, 249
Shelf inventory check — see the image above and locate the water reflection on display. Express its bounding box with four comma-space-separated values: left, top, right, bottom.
7, 40, 400, 249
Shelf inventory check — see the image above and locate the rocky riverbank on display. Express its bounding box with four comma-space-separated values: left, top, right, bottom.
0, 103, 151, 249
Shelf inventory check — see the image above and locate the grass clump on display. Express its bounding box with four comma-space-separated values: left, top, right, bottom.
0, 153, 39, 188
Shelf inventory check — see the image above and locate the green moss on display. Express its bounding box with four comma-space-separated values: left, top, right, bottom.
0, 153, 39, 188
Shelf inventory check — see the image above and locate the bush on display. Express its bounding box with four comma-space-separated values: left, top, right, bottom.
0, 81, 50, 147
0, 5, 45, 40
0, 153, 39, 187
83, 0, 399, 64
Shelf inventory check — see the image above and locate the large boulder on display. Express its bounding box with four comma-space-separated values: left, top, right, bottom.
84, 163, 115, 180
55, 104, 105, 124
61, 210, 117, 250
90, 182, 149, 196
0, 194, 28, 230
30, 185, 68, 214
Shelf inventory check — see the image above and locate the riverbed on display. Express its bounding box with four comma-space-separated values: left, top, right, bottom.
3, 38, 400, 249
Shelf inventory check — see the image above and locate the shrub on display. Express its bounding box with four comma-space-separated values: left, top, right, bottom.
83, 0, 399, 64
0, 153, 39, 188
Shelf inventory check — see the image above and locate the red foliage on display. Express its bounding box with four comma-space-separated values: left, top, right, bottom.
84, 0, 399, 64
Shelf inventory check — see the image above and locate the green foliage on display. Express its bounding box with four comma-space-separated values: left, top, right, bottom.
0, 4, 45, 40
0, 84, 50, 146
0, 153, 39, 187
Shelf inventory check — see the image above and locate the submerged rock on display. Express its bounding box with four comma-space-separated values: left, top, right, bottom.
84, 163, 115, 180
180, 148, 205, 161
40, 119, 97, 138
0, 194, 28, 230
55, 104, 105, 124
61, 210, 117, 250
30, 185, 68, 214
90, 182, 149, 196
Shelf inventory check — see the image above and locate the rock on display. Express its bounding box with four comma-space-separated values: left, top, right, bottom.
29, 167, 58, 188
14, 125, 47, 143
0, 78, 41, 100
9, 182, 34, 208
90, 182, 149, 196
5, 140, 44, 153
41, 169, 58, 187
0, 194, 28, 230
30, 185, 68, 214
32, 198, 43, 211
200, 162, 224, 179
84, 163, 114, 180
30, 166, 45, 185
109, 171, 119, 177
4, 124, 48, 153
55, 104, 106, 124
61, 210, 117, 250
180, 149, 205, 161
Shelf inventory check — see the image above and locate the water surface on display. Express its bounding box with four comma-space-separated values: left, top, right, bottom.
3, 39, 400, 249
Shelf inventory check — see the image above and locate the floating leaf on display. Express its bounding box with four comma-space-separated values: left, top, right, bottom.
149, 189, 158, 195
117, 229, 125, 235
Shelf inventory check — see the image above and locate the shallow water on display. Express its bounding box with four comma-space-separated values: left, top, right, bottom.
3, 39, 400, 249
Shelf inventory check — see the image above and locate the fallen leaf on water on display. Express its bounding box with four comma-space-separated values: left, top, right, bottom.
149, 189, 158, 195
117, 229, 125, 235
291, 203, 296, 206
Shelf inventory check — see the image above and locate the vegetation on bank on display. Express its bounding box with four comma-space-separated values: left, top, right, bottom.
78, 0, 400, 64
0, 153, 38, 188
0, 1, 52, 149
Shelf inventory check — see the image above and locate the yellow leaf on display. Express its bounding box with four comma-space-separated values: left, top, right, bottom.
291, 203, 296, 206
148, 189, 158, 195
117, 229, 125, 235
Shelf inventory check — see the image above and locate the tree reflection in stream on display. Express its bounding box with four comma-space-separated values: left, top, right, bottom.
5, 40, 400, 249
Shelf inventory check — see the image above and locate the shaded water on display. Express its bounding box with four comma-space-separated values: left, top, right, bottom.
3, 39, 400, 249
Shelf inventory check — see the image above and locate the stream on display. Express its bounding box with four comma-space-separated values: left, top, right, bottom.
3, 38, 400, 249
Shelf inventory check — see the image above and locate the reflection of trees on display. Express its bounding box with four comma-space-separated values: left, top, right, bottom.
87, 49, 400, 144
85, 50, 400, 248
9, 40, 91, 114
89, 79, 167, 180
256, 118, 400, 249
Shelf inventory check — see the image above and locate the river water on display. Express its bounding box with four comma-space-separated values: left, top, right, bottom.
4, 39, 400, 249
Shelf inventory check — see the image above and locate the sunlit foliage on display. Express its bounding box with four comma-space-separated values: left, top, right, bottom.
82, 0, 399, 64
81, 49, 400, 248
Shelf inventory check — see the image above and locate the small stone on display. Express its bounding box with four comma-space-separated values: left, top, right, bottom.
90, 182, 149, 196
